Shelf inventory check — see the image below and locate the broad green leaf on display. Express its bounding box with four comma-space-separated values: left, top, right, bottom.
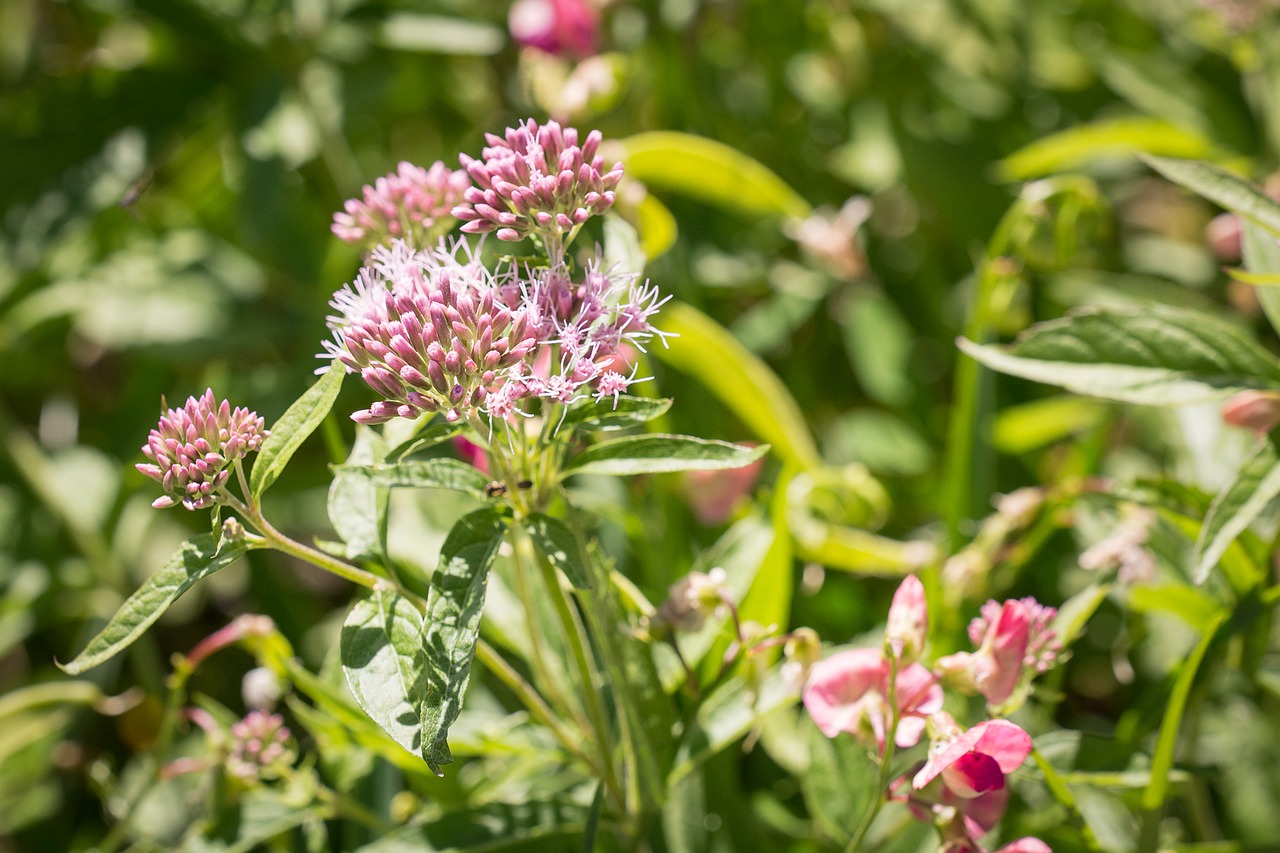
338, 458, 489, 496
993, 395, 1109, 454
654, 302, 822, 469
1053, 582, 1112, 650
1193, 436, 1280, 586
998, 118, 1216, 181
59, 535, 253, 674
523, 513, 591, 590
637, 192, 677, 260
328, 427, 387, 561
1144, 156, 1280, 236
0, 681, 102, 720
959, 305, 1280, 406
617, 132, 812, 220
603, 213, 645, 277
1242, 220, 1280, 340
1127, 583, 1219, 629
801, 713, 881, 844
669, 669, 800, 785
562, 434, 767, 477
562, 395, 672, 432
420, 507, 509, 774
340, 590, 425, 755
737, 468, 796, 661
250, 366, 344, 500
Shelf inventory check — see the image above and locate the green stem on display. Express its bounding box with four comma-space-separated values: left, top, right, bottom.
843, 656, 900, 853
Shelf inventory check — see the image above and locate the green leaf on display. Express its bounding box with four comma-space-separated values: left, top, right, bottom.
420, 507, 509, 774
338, 458, 490, 496
340, 590, 426, 756
637, 193, 678, 260
523, 513, 591, 590
653, 302, 822, 469
59, 535, 254, 674
993, 395, 1110, 454
1053, 582, 1112, 650
997, 118, 1217, 181
617, 132, 812, 220
1127, 583, 1219, 629
958, 305, 1280, 406
355, 800, 588, 853
1225, 267, 1280, 287
1193, 436, 1280, 586
376, 13, 504, 55
1242, 220, 1280, 340
250, 366, 344, 500
1144, 156, 1280, 236
562, 434, 767, 477
328, 427, 388, 561
561, 395, 673, 432
386, 420, 466, 462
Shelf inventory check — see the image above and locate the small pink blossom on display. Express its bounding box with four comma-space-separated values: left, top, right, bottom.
914, 718, 1033, 795
937, 598, 1058, 706
509, 0, 599, 58
885, 574, 928, 664
803, 648, 942, 751
1222, 389, 1280, 434
332, 161, 470, 250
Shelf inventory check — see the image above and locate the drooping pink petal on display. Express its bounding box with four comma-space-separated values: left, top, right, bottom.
803, 648, 884, 739
972, 600, 1031, 704
913, 719, 1032, 790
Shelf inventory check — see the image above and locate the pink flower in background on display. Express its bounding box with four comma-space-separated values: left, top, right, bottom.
1222, 389, 1280, 434
684, 451, 764, 525
937, 597, 1058, 706
803, 647, 942, 750
509, 0, 599, 58
453, 436, 491, 475
885, 574, 928, 664
332, 161, 470, 249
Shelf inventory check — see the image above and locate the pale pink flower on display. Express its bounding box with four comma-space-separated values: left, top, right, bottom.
1222, 389, 1280, 434
453, 118, 622, 253
509, 0, 599, 58
886, 574, 928, 664
227, 711, 294, 780
803, 648, 942, 751
136, 389, 267, 511
332, 161, 470, 250
937, 598, 1058, 706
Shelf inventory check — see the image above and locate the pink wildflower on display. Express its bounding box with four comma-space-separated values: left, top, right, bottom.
803, 647, 942, 751
509, 0, 599, 58
332, 161, 470, 250
885, 574, 928, 664
136, 389, 267, 511
683, 450, 764, 525
937, 598, 1058, 706
1222, 389, 1280, 434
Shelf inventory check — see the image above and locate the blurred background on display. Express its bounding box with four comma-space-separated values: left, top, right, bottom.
4, 0, 1280, 849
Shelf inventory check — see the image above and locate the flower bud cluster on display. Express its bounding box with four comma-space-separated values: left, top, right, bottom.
227, 711, 295, 780
323, 241, 538, 425
136, 389, 268, 511
652, 567, 730, 634
937, 597, 1060, 708
332, 161, 471, 250
453, 118, 622, 251
1079, 506, 1157, 585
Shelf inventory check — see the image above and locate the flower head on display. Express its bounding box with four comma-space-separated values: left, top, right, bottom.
509, 0, 599, 58
803, 647, 943, 751
332, 161, 470, 250
937, 598, 1059, 707
453, 118, 622, 254
227, 711, 295, 780
885, 574, 928, 664
136, 390, 267, 511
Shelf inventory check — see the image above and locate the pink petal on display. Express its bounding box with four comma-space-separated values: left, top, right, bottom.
942, 752, 1006, 798
913, 720, 1031, 789
996, 839, 1052, 853
886, 574, 928, 659
803, 648, 885, 738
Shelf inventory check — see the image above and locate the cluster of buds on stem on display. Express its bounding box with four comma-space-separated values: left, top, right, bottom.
453, 119, 622, 258
227, 711, 295, 781
136, 389, 267, 511
332, 161, 471, 251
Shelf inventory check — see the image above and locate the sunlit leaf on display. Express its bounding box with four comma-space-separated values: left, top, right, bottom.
523, 513, 591, 590
959, 305, 1280, 406
376, 14, 505, 55
59, 535, 254, 674
1145, 156, 1280, 236
328, 427, 387, 561
562, 434, 767, 477
341, 590, 425, 756
562, 395, 672, 433
1193, 435, 1280, 586
420, 507, 509, 774
337, 458, 489, 496
998, 118, 1217, 181
250, 366, 344, 500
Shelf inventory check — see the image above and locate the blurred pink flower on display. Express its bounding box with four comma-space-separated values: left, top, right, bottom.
684, 451, 764, 525
509, 0, 599, 58
803, 647, 942, 750
1222, 389, 1280, 434
453, 436, 491, 476
885, 574, 927, 664
937, 598, 1058, 706
914, 718, 1033, 796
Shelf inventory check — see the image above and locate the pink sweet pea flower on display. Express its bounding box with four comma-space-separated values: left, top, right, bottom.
914, 718, 1033, 796
938, 598, 1058, 707
803, 647, 943, 751
885, 574, 928, 663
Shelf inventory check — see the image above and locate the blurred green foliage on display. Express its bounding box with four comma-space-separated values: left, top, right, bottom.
6, 0, 1280, 850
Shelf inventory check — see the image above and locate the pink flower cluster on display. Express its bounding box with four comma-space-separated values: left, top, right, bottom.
453, 119, 622, 253
227, 711, 294, 780
321, 241, 666, 425
803, 576, 1057, 852
136, 389, 268, 511
332, 161, 471, 250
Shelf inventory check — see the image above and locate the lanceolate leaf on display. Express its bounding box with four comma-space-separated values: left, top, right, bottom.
328, 427, 388, 561
1144, 155, 1280, 236
341, 590, 425, 755
338, 458, 489, 496
250, 366, 345, 500
562, 434, 768, 477
59, 535, 254, 674
420, 506, 509, 774
959, 305, 1280, 406
1193, 435, 1280, 585
562, 395, 673, 432
523, 513, 591, 590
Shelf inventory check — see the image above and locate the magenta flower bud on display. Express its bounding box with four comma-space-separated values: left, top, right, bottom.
885, 574, 928, 663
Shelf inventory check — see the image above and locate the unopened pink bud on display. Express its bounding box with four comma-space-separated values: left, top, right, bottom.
1222, 390, 1280, 433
